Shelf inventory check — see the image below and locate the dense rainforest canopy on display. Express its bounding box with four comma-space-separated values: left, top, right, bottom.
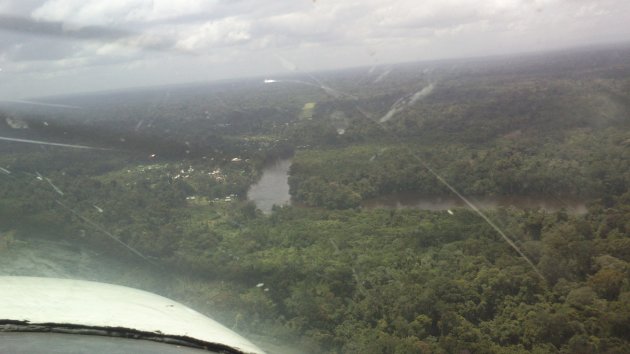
1, 46, 630, 353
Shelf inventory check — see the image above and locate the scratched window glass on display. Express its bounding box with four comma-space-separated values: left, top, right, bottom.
1, 1, 630, 353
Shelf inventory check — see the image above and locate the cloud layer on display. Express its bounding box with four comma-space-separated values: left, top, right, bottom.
0, 0, 629, 98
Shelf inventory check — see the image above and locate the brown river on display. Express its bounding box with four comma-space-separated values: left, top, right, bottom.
247, 158, 588, 214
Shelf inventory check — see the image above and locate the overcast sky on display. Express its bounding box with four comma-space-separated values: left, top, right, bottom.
0, 0, 629, 99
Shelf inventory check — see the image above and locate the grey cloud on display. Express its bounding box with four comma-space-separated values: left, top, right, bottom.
3, 38, 76, 61
0, 14, 191, 62
0, 0, 43, 15
0, 14, 134, 40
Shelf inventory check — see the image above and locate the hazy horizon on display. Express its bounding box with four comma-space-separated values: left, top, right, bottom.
4, 41, 624, 103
